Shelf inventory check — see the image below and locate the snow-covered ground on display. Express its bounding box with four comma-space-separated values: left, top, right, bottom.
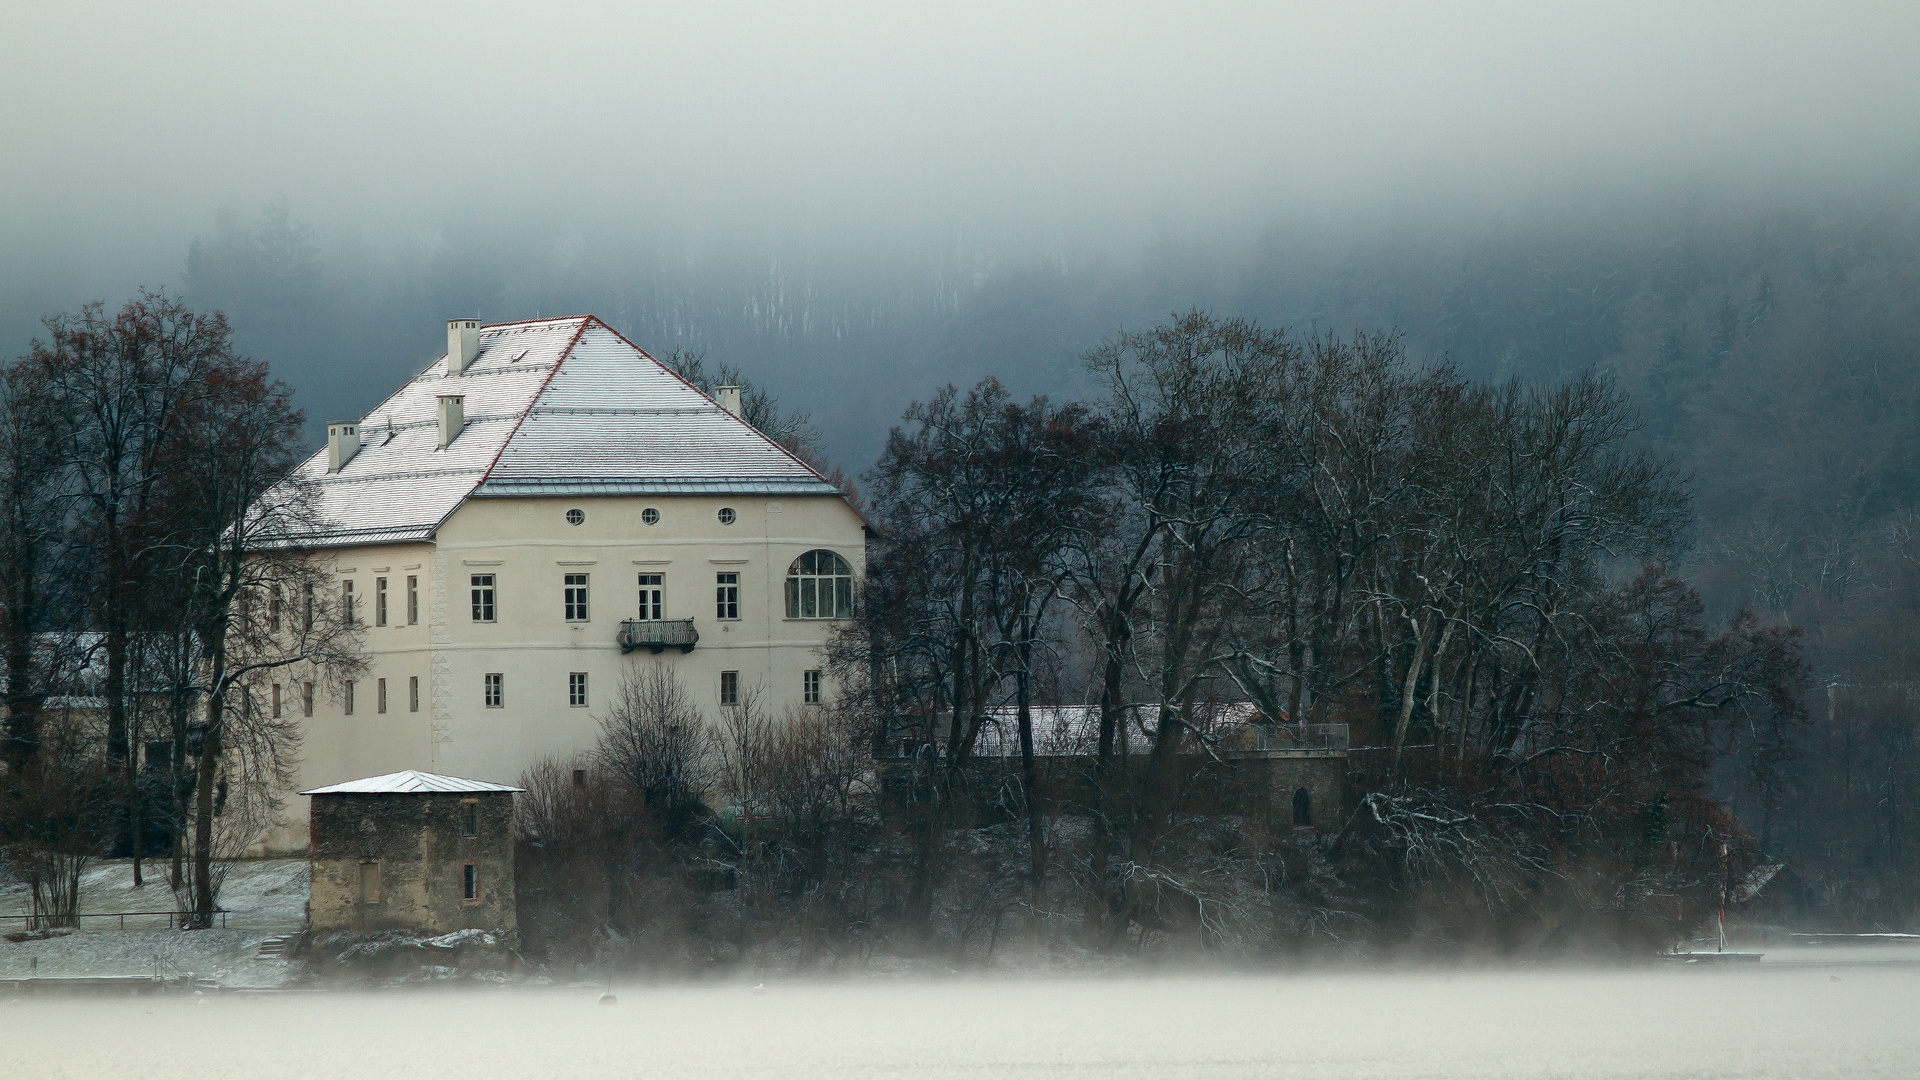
0, 859, 308, 987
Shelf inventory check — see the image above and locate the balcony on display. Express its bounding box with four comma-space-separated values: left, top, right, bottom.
617, 617, 699, 654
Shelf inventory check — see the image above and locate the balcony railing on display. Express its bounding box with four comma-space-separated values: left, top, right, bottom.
617, 617, 699, 654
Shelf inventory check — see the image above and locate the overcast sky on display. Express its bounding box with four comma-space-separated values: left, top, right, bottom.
9, 3, 1918, 242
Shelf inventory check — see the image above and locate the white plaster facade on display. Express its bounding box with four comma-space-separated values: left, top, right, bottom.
260, 317, 866, 851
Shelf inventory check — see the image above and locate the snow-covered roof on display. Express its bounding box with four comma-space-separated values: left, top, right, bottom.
300, 770, 524, 795
276, 317, 842, 548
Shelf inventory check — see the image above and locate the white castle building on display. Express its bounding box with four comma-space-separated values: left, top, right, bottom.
264, 316, 866, 848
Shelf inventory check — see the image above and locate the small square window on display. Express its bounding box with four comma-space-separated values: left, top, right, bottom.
803, 669, 821, 705
719, 670, 739, 707
484, 672, 503, 708
569, 671, 588, 707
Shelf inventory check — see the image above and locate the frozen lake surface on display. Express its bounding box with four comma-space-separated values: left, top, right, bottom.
3, 966, 1915, 1078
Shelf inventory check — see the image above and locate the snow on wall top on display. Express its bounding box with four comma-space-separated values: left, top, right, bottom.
274, 317, 837, 548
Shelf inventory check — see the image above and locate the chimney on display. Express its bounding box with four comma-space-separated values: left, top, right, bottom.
326, 421, 362, 473
717, 385, 742, 417
437, 394, 465, 449
446, 319, 481, 375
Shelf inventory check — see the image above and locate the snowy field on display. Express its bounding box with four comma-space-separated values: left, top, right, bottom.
3, 967, 1919, 1079
0, 859, 306, 985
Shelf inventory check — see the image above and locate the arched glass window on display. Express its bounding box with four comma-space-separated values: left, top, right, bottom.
786, 550, 853, 619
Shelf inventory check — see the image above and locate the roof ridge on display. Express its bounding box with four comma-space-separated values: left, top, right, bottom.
461, 316, 594, 520
476, 315, 593, 331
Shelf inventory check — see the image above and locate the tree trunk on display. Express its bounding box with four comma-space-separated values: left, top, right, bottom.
1016, 633, 1045, 936
1090, 609, 1129, 927
191, 716, 221, 927
191, 635, 229, 929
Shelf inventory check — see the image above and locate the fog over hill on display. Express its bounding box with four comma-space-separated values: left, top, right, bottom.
5, 3, 1917, 467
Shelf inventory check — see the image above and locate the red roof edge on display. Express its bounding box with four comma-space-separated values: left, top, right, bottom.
585, 317, 852, 494
471, 317, 593, 491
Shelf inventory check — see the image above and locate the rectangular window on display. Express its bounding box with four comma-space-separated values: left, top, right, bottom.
343, 680, 355, 716
471, 574, 496, 622
636, 574, 663, 620
803, 669, 822, 705
271, 682, 282, 718
375, 577, 388, 626
409, 675, 420, 713
569, 672, 588, 707
407, 575, 419, 625
564, 573, 590, 622
460, 801, 479, 837
716, 573, 739, 621
269, 586, 282, 632
303, 584, 315, 632
358, 862, 381, 903
342, 580, 356, 626
377, 677, 388, 714
303, 682, 314, 717
462, 863, 479, 901
719, 670, 739, 706
484, 672, 503, 708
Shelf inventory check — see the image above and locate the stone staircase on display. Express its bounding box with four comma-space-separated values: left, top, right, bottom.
253, 933, 301, 960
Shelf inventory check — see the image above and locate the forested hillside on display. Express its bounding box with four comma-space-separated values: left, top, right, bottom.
112, 187, 1920, 930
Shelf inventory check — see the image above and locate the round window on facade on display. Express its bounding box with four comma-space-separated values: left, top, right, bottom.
717, 507, 736, 525
566, 508, 585, 526
641, 507, 660, 526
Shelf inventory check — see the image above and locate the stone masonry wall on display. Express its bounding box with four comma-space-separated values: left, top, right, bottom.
309, 792, 516, 933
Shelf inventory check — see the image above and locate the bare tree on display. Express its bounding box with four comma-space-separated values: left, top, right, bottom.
0, 718, 110, 928
0, 361, 69, 769
598, 666, 713, 831
30, 293, 231, 805
854, 379, 1103, 935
